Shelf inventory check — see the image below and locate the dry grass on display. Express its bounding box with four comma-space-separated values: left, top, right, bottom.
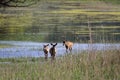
0, 48, 120, 80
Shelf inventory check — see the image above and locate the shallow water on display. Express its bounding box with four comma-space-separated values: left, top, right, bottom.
0, 41, 120, 58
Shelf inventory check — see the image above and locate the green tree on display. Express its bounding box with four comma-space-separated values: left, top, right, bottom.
0, 0, 39, 7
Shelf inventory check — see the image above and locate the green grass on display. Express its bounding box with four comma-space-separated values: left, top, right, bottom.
0, 33, 46, 42
0, 44, 14, 48
100, 0, 120, 4
0, 0, 120, 42
51, 9, 120, 15
0, 49, 120, 80
0, 57, 45, 63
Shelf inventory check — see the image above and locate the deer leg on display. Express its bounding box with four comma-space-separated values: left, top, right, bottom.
45, 53, 48, 60
50, 53, 55, 61
53, 56, 55, 60
65, 46, 68, 53
66, 49, 68, 53
69, 47, 72, 52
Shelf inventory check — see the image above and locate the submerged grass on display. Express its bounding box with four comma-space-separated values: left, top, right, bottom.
0, 49, 120, 80
0, 44, 14, 48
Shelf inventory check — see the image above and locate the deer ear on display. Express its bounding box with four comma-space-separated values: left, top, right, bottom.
43, 45, 45, 47
63, 40, 65, 43
55, 43, 57, 46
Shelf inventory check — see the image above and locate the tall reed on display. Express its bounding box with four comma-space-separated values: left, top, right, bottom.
0, 48, 119, 80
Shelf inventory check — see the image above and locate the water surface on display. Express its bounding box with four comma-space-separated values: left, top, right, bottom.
0, 41, 120, 58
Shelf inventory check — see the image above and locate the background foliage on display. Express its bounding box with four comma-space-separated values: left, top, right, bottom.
0, 0, 120, 42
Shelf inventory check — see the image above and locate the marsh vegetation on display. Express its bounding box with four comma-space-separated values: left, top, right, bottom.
0, 0, 120, 42
0, 48, 120, 80
0, 0, 120, 80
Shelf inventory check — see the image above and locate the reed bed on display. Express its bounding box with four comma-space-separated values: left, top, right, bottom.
0, 48, 119, 80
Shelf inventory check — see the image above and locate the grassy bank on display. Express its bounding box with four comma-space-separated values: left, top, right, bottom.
0, 44, 14, 48
0, 49, 120, 80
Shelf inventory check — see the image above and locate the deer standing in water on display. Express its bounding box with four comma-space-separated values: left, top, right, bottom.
49, 43, 57, 60
63, 40, 73, 53
43, 44, 49, 60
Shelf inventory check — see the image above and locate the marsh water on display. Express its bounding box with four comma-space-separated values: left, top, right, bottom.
0, 41, 120, 58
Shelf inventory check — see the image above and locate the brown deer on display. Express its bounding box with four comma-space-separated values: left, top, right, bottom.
43, 44, 49, 60
49, 43, 57, 60
63, 40, 73, 53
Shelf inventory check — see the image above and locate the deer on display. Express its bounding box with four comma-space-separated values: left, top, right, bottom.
49, 43, 57, 60
43, 44, 49, 60
63, 40, 73, 53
